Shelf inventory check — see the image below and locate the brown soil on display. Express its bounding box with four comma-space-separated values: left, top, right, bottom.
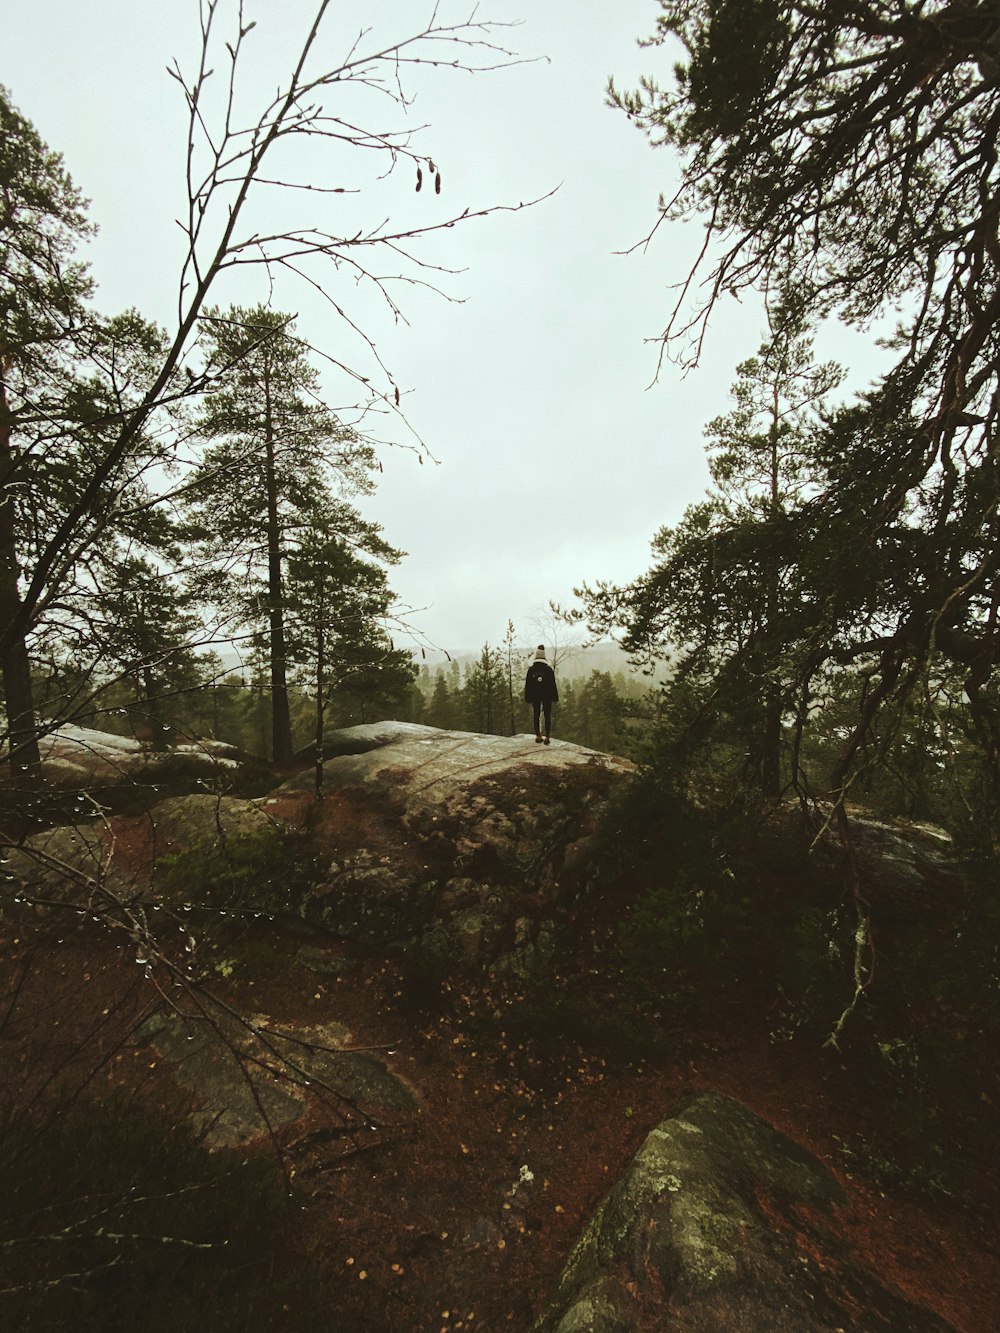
2, 914, 996, 1333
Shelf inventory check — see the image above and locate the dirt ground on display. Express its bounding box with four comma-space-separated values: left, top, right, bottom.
295, 963, 1000, 1332
2, 915, 997, 1333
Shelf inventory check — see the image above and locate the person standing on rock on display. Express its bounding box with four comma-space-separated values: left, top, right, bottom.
524, 645, 558, 745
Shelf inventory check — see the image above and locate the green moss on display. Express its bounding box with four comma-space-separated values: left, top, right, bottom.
157, 825, 293, 914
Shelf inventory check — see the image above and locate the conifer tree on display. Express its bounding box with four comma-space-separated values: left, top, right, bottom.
574, 671, 627, 755
83, 555, 206, 749
1, 100, 179, 773
581, 302, 841, 798
427, 671, 455, 729
0, 88, 93, 774
188, 306, 375, 765
464, 643, 507, 735
614, 0, 1000, 799
501, 620, 519, 736
283, 504, 413, 787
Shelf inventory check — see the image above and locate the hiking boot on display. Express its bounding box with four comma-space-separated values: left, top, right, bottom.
543, 736, 550, 745
535, 734, 543, 743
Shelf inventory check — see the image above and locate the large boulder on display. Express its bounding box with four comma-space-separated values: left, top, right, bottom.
279, 725, 636, 969
1, 820, 132, 899
135, 1005, 417, 1148
143, 792, 279, 854
1, 722, 242, 788
3, 793, 282, 902
534, 1092, 952, 1332
752, 803, 963, 924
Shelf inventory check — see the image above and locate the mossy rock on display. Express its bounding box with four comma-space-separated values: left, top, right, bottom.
534, 1092, 953, 1332
135, 1007, 417, 1147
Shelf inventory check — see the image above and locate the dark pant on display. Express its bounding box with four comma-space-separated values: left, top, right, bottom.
532, 700, 552, 736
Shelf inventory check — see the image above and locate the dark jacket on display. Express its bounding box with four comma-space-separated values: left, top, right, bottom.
524, 659, 558, 704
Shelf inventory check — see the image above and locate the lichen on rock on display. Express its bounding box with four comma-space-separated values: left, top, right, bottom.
534, 1092, 954, 1332
281, 724, 636, 972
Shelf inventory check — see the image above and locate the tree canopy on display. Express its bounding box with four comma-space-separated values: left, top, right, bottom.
603, 0, 1000, 817
187, 305, 376, 764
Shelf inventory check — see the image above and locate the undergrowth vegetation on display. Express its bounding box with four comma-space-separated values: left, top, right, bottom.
153, 826, 316, 982
157, 826, 291, 914
440, 741, 1000, 1209
0, 1091, 335, 1332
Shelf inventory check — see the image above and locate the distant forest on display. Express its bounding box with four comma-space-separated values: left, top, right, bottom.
77, 635, 657, 764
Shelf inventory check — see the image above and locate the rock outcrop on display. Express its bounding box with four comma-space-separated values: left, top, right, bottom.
3, 792, 279, 900
279, 722, 636, 970
4, 723, 243, 787
534, 1092, 952, 1332
752, 802, 962, 924
4, 723, 635, 974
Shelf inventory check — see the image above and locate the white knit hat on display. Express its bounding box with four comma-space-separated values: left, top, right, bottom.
534, 645, 546, 659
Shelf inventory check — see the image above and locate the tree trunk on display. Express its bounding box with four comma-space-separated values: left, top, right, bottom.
141, 665, 171, 751
760, 682, 782, 800
262, 371, 293, 766
1, 629, 41, 780
758, 406, 784, 800
0, 368, 41, 780
314, 586, 325, 799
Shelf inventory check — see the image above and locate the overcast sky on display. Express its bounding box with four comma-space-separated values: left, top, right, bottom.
5, 2, 877, 659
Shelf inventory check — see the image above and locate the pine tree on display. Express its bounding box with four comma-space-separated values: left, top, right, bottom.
574, 671, 627, 755
427, 671, 454, 729
463, 643, 507, 735
0, 88, 93, 775
615, 0, 1000, 800
188, 306, 375, 765
83, 555, 206, 749
581, 302, 842, 799
284, 503, 413, 787
501, 620, 519, 735
1, 92, 191, 778
700, 299, 842, 795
